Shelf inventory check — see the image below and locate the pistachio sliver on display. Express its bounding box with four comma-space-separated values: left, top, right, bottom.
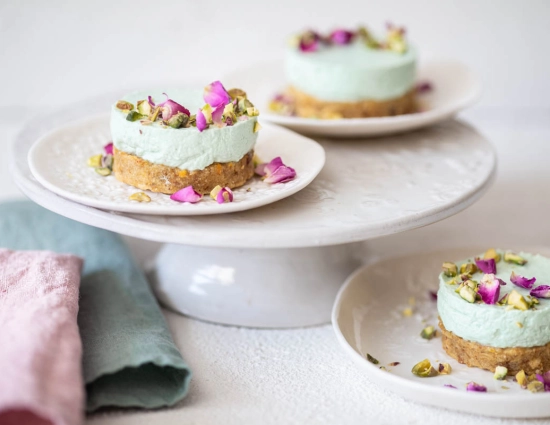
494, 366, 508, 380
420, 325, 436, 340
366, 353, 379, 365
442, 262, 458, 277
484, 248, 501, 263
411, 359, 438, 377
95, 167, 111, 176
115, 100, 134, 111
128, 192, 151, 203
87, 154, 102, 168
504, 252, 527, 265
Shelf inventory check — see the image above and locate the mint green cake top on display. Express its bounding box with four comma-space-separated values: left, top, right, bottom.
438, 251, 550, 348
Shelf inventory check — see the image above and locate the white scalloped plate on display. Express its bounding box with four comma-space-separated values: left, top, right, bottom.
28, 115, 325, 215
332, 248, 550, 418
223, 59, 481, 138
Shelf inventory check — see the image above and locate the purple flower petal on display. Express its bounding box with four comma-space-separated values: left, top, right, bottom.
329, 29, 354, 45
215, 187, 233, 204
196, 109, 207, 132
429, 290, 438, 301
170, 186, 203, 204
510, 271, 536, 289
256, 157, 296, 184
531, 285, 550, 299
444, 384, 457, 389
466, 382, 487, 392
204, 81, 231, 109
104, 142, 113, 155
147, 94, 190, 120
211, 105, 225, 125
416, 81, 433, 93
299, 31, 320, 52
475, 258, 496, 274
478, 274, 501, 305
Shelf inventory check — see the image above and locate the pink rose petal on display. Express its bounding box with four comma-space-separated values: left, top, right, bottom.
104, 142, 113, 155
255, 157, 296, 184
204, 81, 231, 109
510, 271, 536, 289
444, 384, 457, 389
466, 382, 487, 392
329, 29, 354, 45
475, 258, 496, 274
216, 187, 233, 204
299, 31, 320, 52
212, 105, 225, 125
478, 274, 500, 305
170, 186, 203, 203
196, 109, 207, 132
530, 285, 550, 299
416, 81, 433, 94
148, 93, 190, 119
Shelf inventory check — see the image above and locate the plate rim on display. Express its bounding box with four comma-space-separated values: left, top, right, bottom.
27, 114, 326, 216
331, 247, 550, 418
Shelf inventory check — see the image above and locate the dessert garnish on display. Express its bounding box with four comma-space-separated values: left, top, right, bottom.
255, 157, 297, 184
420, 325, 436, 340
466, 382, 487, 392
415, 81, 433, 94
456, 280, 477, 303
366, 353, 379, 365
516, 370, 528, 388
484, 248, 501, 262
527, 381, 545, 393
443, 384, 457, 389
475, 258, 496, 274
268, 93, 296, 116
429, 290, 438, 301
504, 252, 527, 265
510, 271, 536, 289
402, 307, 413, 317
116, 100, 133, 111
507, 290, 530, 311
291, 24, 408, 54
442, 262, 458, 277
104, 142, 113, 155
170, 186, 203, 204
128, 192, 151, 203
388, 362, 400, 367
411, 359, 438, 377
88, 143, 114, 177
494, 366, 508, 380
478, 274, 501, 305
210, 186, 234, 204
438, 363, 452, 375
530, 285, 550, 299
460, 262, 478, 275
535, 372, 550, 391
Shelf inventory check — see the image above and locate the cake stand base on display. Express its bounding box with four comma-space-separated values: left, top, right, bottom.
149, 242, 366, 328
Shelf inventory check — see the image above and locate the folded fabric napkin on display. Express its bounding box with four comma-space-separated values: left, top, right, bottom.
0, 201, 191, 416
0, 249, 83, 425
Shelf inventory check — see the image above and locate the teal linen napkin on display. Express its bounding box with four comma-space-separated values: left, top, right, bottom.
0, 200, 191, 411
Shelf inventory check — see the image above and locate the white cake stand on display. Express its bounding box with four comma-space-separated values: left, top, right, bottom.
11, 94, 496, 328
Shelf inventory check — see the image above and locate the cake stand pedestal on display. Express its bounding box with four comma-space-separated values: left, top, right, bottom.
11, 96, 496, 328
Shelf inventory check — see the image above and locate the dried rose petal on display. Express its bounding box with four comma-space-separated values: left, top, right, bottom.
211, 105, 225, 125
530, 285, 550, 299
429, 290, 438, 301
329, 29, 354, 45
443, 384, 457, 389
204, 81, 231, 109
478, 274, 501, 305
416, 81, 433, 94
299, 31, 320, 52
255, 157, 297, 184
196, 109, 207, 132
213, 186, 233, 204
170, 186, 203, 204
466, 382, 487, 392
148, 93, 190, 120
475, 258, 496, 274
104, 142, 113, 155
510, 271, 536, 289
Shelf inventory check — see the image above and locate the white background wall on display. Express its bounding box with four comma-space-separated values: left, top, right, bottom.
1, 0, 549, 110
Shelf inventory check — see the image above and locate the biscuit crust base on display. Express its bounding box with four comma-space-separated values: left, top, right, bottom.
287, 86, 417, 119
439, 320, 550, 375
113, 148, 255, 195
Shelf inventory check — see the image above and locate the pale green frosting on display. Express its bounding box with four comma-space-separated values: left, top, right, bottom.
438, 251, 550, 348
285, 41, 417, 102
110, 89, 258, 171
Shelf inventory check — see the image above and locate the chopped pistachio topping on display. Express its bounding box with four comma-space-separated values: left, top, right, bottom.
402, 307, 413, 317
366, 353, 379, 365
484, 248, 501, 263
438, 363, 452, 375
408, 296, 415, 306
149, 106, 161, 122
460, 262, 478, 275
136, 99, 152, 116
253, 121, 262, 133
116, 100, 134, 111
126, 111, 144, 122
128, 192, 151, 203
228, 88, 247, 99
528, 381, 545, 393
516, 370, 528, 388
459, 285, 476, 303
494, 366, 508, 380
167, 112, 189, 129
504, 252, 527, 265
388, 362, 400, 367
442, 262, 458, 277
95, 167, 111, 176
516, 322, 524, 328
411, 359, 438, 378
420, 325, 436, 340
507, 290, 529, 311
87, 154, 102, 168
247, 106, 260, 117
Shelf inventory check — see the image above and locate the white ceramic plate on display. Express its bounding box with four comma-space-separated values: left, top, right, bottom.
28, 115, 325, 215
332, 247, 550, 418
223, 59, 481, 138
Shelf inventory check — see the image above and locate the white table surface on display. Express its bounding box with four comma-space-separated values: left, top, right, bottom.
2, 107, 550, 424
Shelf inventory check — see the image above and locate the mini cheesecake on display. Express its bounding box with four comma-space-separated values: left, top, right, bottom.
273, 25, 417, 119
110, 82, 260, 194
438, 250, 550, 375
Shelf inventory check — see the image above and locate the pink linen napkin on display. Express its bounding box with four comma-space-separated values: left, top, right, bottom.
0, 249, 84, 425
